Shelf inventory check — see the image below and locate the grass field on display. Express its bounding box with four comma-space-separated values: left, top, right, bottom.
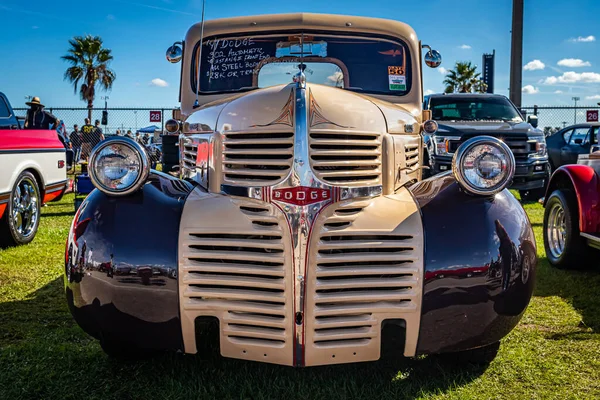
1, 193, 599, 400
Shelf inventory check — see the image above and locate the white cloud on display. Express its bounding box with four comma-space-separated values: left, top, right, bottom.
542, 71, 600, 84
327, 71, 344, 84
522, 85, 539, 94
586, 95, 600, 100
554, 90, 563, 94
150, 78, 169, 87
569, 35, 596, 42
523, 60, 545, 71
438, 67, 448, 75
459, 44, 471, 49
557, 58, 591, 67
424, 89, 435, 95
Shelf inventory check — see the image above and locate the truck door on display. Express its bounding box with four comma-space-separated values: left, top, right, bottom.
0, 95, 19, 130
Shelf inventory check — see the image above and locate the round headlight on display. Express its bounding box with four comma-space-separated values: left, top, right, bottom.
452, 136, 515, 196
165, 119, 181, 134
89, 138, 150, 196
423, 119, 438, 134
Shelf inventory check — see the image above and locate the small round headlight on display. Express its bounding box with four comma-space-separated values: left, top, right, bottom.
423, 119, 438, 134
89, 138, 150, 196
165, 119, 181, 134
452, 136, 515, 196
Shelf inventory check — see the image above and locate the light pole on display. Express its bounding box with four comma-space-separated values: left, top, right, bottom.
572, 96, 580, 124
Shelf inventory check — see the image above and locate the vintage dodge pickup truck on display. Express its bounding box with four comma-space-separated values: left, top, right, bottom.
65, 13, 536, 367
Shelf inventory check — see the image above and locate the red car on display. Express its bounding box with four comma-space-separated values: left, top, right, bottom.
0, 93, 68, 246
543, 150, 600, 268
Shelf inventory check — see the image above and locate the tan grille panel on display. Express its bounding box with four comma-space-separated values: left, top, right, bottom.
179, 190, 294, 365
223, 131, 294, 186
305, 189, 423, 366
309, 129, 382, 186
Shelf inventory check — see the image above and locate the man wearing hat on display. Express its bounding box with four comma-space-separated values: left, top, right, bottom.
24, 97, 57, 130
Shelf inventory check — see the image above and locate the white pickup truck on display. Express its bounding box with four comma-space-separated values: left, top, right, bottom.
0, 92, 68, 246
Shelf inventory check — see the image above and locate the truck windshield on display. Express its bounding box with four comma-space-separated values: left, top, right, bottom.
191, 33, 412, 96
429, 96, 523, 122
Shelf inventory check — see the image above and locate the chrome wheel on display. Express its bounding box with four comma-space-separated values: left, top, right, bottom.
11, 177, 39, 238
546, 201, 566, 259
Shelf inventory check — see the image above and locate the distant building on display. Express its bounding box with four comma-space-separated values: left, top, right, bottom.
482, 50, 495, 94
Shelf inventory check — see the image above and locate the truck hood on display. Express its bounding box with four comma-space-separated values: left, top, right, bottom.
435, 121, 542, 136
185, 83, 417, 133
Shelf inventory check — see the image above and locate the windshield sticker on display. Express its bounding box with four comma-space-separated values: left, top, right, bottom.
388, 66, 406, 91
380, 49, 403, 57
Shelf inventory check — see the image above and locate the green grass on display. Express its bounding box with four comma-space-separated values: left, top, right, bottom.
1, 194, 600, 400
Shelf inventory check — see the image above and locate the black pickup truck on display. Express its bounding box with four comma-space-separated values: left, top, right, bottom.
423, 93, 550, 200
0, 92, 23, 129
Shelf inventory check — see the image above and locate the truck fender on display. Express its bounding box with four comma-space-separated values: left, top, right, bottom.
544, 165, 600, 233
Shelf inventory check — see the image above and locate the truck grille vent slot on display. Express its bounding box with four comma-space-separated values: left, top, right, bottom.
223, 131, 294, 186
182, 143, 198, 170
404, 144, 419, 170
309, 129, 382, 186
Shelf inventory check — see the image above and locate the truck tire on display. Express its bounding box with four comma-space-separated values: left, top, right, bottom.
162, 153, 180, 165
0, 171, 41, 247
543, 189, 592, 269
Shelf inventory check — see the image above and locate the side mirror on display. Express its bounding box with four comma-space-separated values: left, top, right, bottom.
422, 45, 442, 68
527, 115, 538, 128
574, 138, 583, 145
166, 42, 183, 63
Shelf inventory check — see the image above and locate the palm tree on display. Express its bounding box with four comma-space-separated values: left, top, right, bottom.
62, 35, 116, 119
443, 61, 487, 94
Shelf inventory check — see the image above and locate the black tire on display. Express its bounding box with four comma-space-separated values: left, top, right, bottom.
543, 189, 592, 269
519, 187, 545, 202
162, 153, 180, 164
437, 341, 500, 366
162, 163, 178, 173
161, 146, 179, 156
0, 171, 41, 247
161, 135, 179, 145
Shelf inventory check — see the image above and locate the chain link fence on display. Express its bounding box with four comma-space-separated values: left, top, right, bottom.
521, 105, 600, 135
14, 107, 178, 167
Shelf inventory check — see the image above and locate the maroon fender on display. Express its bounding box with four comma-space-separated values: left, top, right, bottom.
544, 165, 600, 233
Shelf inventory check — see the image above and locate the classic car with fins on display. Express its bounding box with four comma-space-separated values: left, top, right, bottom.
65, 13, 536, 367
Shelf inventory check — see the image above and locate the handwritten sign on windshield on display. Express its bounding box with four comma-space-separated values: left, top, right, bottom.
205, 38, 271, 80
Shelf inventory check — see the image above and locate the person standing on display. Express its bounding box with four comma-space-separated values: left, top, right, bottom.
80, 118, 96, 161
70, 124, 82, 164
23, 97, 57, 129
135, 132, 142, 144
125, 130, 133, 139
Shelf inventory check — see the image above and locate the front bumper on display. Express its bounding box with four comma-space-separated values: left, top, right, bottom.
65, 172, 536, 366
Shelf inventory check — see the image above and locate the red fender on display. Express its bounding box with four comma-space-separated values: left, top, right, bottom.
544, 165, 600, 233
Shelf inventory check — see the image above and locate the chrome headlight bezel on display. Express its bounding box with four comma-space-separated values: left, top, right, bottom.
452, 136, 515, 196
89, 137, 150, 196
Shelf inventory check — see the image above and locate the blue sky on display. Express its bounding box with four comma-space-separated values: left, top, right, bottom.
0, 0, 599, 108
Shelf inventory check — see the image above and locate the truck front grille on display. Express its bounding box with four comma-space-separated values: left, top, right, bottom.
179, 194, 294, 365
309, 129, 382, 186
304, 192, 423, 366
223, 131, 294, 186
404, 143, 420, 171
182, 142, 197, 171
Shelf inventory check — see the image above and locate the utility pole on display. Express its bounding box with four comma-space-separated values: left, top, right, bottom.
509, 0, 524, 108
572, 96, 580, 124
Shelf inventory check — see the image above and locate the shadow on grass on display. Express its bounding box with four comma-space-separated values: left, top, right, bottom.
0, 277, 490, 400
41, 211, 76, 218
534, 256, 600, 332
